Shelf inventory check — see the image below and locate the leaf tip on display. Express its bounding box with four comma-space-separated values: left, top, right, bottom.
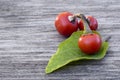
45, 64, 55, 74
45, 67, 51, 74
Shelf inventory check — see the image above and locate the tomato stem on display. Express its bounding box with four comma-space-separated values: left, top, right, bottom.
75, 14, 92, 34
105, 36, 111, 42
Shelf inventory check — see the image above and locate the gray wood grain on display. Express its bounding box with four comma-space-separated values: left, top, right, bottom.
0, 0, 120, 80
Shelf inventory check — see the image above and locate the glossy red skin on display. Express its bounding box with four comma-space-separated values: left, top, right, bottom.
78, 16, 98, 30
78, 33, 102, 55
55, 12, 78, 37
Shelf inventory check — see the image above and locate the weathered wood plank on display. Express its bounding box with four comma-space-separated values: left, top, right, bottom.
0, 0, 120, 80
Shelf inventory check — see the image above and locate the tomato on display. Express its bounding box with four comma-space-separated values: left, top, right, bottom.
78, 33, 102, 55
78, 16, 98, 30
55, 12, 78, 37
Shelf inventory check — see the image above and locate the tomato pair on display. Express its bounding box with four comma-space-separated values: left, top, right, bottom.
55, 12, 98, 37
77, 14, 101, 54
55, 12, 101, 55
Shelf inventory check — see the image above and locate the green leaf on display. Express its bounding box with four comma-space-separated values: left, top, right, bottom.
45, 31, 109, 74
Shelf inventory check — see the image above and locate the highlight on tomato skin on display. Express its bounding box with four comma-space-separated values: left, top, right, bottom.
78, 33, 102, 55
78, 16, 98, 31
55, 12, 78, 37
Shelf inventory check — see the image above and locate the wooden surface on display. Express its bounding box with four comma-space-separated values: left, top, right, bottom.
0, 0, 120, 80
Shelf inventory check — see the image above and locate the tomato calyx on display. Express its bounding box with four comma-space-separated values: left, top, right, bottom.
68, 15, 76, 23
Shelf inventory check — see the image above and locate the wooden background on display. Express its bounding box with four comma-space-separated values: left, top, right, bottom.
0, 0, 120, 80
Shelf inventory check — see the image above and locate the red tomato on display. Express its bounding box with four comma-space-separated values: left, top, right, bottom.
78, 16, 98, 30
55, 12, 78, 37
78, 33, 102, 55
